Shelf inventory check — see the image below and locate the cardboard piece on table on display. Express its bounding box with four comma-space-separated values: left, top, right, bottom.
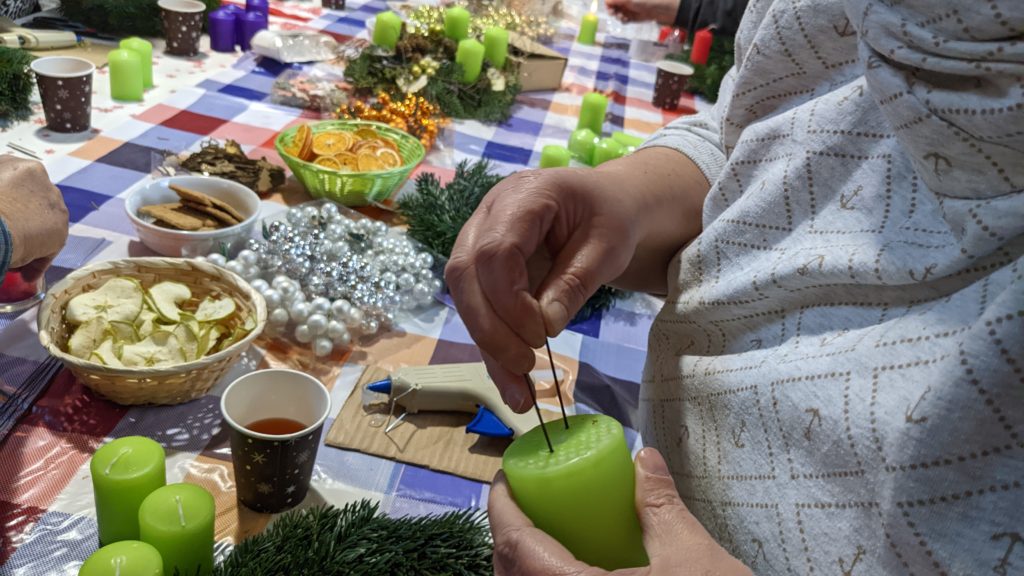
325, 365, 562, 483
29, 43, 111, 68
509, 31, 567, 92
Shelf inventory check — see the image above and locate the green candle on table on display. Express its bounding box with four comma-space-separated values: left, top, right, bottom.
139, 483, 215, 576
611, 131, 644, 152
576, 92, 608, 136
455, 38, 485, 84
503, 414, 648, 570
578, 9, 598, 45
120, 37, 153, 89
539, 144, 571, 168
568, 127, 599, 165
372, 11, 402, 50
91, 436, 167, 545
79, 540, 164, 576
593, 137, 626, 165
107, 49, 143, 102
444, 6, 471, 41
483, 26, 509, 69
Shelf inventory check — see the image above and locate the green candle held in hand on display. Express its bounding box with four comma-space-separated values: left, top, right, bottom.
455, 38, 485, 84
577, 92, 608, 136
568, 127, 599, 166
139, 483, 216, 576
79, 540, 164, 576
483, 26, 509, 69
91, 436, 167, 545
503, 414, 648, 570
594, 137, 626, 165
107, 49, 143, 102
444, 6, 471, 41
120, 37, 153, 89
372, 11, 402, 50
539, 144, 571, 168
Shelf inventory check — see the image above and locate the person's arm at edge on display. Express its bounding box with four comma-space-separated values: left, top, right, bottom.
0, 218, 11, 278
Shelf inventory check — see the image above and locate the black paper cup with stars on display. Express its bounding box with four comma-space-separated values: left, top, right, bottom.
30, 57, 95, 133
221, 369, 331, 513
159, 0, 207, 57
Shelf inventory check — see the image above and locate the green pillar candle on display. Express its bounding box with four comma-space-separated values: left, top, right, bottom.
503, 414, 648, 570
455, 38, 485, 84
444, 6, 471, 41
139, 484, 215, 576
568, 127, 599, 165
120, 37, 153, 89
79, 541, 164, 576
611, 131, 644, 152
372, 11, 402, 50
576, 92, 608, 136
578, 11, 598, 45
539, 144, 571, 168
91, 436, 167, 545
593, 137, 626, 165
107, 49, 143, 102
483, 26, 509, 69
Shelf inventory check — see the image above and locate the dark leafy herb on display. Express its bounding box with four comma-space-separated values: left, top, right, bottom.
0, 47, 35, 122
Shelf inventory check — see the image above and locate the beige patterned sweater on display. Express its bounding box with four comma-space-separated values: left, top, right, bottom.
639, 0, 1023, 573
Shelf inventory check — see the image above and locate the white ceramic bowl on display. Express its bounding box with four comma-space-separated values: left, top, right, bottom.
125, 176, 261, 258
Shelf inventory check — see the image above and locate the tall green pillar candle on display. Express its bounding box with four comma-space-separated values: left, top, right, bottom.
444, 6, 471, 41
107, 49, 143, 102
79, 541, 164, 576
483, 26, 509, 69
593, 137, 626, 165
139, 484, 215, 576
372, 11, 402, 50
568, 127, 599, 165
539, 144, 571, 168
611, 131, 644, 152
578, 11, 598, 45
503, 414, 648, 570
576, 92, 608, 136
120, 37, 153, 89
455, 38, 485, 84
91, 436, 167, 545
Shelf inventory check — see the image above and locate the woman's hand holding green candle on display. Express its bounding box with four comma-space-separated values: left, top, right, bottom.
489, 448, 751, 575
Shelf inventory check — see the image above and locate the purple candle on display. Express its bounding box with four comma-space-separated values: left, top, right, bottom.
246, 0, 269, 17
208, 8, 237, 52
239, 10, 268, 51
220, 4, 245, 49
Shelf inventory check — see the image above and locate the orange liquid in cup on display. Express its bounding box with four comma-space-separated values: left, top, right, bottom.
246, 417, 307, 435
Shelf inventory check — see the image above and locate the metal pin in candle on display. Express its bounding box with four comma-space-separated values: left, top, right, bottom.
523, 373, 553, 452
545, 340, 570, 430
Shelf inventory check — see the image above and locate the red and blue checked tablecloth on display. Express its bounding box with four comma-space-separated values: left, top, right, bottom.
0, 2, 703, 573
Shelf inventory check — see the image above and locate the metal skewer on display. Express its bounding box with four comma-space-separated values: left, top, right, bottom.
545, 339, 569, 430
524, 373, 553, 453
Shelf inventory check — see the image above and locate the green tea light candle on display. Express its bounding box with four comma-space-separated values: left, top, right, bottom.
79, 540, 164, 576
455, 38, 485, 84
611, 131, 644, 152
568, 127, 599, 165
503, 414, 648, 570
594, 137, 626, 165
120, 37, 153, 89
444, 6, 471, 41
139, 483, 215, 576
578, 11, 598, 45
107, 49, 143, 102
372, 11, 402, 50
539, 144, 571, 168
483, 26, 509, 69
577, 92, 608, 136
91, 436, 167, 545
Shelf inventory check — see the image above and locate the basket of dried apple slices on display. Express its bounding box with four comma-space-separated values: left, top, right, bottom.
38, 258, 267, 405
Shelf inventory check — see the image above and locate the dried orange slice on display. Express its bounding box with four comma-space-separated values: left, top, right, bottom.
314, 156, 342, 170
291, 124, 314, 161
357, 151, 386, 172
376, 148, 402, 169
312, 131, 354, 156
352, 139, 383, 154
354, 128, 380, 141
376, 137, 399, 153
334, 151, 359, 171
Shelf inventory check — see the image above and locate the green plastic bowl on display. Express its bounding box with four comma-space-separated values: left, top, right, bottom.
275, 120, 426, 206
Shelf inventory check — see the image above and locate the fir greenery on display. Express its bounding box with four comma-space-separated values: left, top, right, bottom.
212, 501, 492, 576
669, 36, 735, 102
61, 0, 220, 37
0, 47, 34, 122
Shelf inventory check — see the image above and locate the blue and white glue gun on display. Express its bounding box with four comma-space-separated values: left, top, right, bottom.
366, 363, 545, 438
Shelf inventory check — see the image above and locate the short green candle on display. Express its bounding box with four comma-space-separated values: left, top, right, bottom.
503, 414, 648, 570
444, 6, 471, 41
568, 127, 599, 165
138, 484, 215, 576
611, 131, 644, 152
107, 49, 143, 102
455, 38, 485, 84
91, 436, 167, 545
539, 144, 571, 168
578, 11, 598, 45
372, 11, 402, 50
576, 92, 608, 136
79, 540, 164, 576
593, 137, 626, 165
120, 37, 153, 89
483, 26, 509, 69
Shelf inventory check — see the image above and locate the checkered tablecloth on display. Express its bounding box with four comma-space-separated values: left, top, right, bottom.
0, 2, 703, 573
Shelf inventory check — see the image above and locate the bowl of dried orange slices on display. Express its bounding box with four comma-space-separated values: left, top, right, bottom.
275, 120, 425, 206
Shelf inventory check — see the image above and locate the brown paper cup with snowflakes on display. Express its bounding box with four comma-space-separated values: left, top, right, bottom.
221, 369, 331, 513
30, 57, 94, 133
652, 60, 693, 110
159, 0, 207, 57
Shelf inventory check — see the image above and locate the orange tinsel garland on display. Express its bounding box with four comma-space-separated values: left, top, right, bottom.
338, 92, 448, 150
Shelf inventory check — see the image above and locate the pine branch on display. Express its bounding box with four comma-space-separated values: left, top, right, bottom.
60, 0, 221, 37
0, 47, 34, 122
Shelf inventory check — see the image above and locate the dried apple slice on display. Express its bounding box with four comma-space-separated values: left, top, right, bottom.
68, 317, 108, 359
135, 309, 158, 339
66, 278, 144, 325
108, 320, 139, 344
147, 282, 192, 323
121, 331, 186, 367
90, 338, 124, 367
172, 323, 200, 362
198, 324, 225, 357
194, 297, 236, 322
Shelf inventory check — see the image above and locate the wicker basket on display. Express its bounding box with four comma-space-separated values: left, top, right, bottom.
275, 120, 426, 206
38, 258, 267, 405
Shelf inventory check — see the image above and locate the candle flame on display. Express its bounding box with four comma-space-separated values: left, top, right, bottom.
589, 0, 597, 13
103, 448, 132, 476
175, 495, 186, 528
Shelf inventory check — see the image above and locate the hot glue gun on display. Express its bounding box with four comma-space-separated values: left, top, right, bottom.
366, 363, 548, 438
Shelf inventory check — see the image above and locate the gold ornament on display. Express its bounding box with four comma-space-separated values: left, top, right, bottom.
338, 92, 448, 150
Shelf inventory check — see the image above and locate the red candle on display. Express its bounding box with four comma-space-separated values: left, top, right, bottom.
690, 28, 713, 65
